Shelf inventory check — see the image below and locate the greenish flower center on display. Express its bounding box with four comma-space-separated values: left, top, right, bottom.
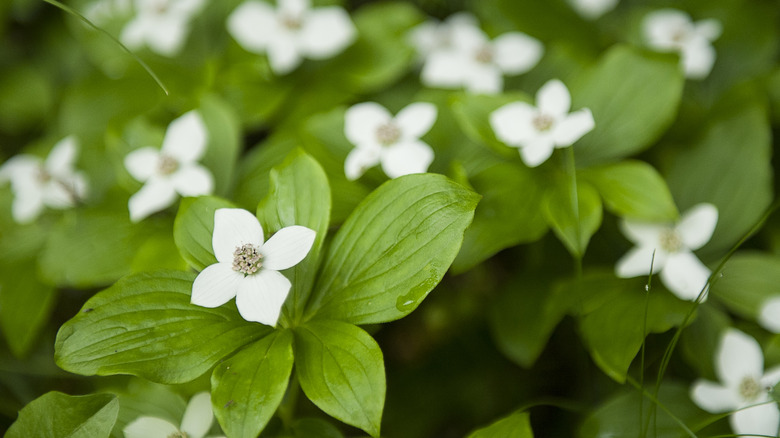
376, 122, 401, 146
281, 14, 302, 30
739, 376, 762, 402
532, 114, 555, 132
158, 154, 179, 175
232, 243, 263, 275
659, 228, 683, 253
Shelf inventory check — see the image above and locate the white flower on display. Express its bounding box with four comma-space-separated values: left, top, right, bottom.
691, 329, 780, 437
0, 136, 88, 224
421, 25, 543, 94
343, 102, 437, 180
615, 203, 718, 301
567, 0, 619, 20
227, 0, 356, 75
124, 392, 225, 438
489, 79, 594, 167
642, 9, 722, 80
191, 208, 315, 326
124, 111, 213, 222
120, 0, 205, 56
408, 12, 479, 60
759, 297, 780, 334
84, 0, 132, 25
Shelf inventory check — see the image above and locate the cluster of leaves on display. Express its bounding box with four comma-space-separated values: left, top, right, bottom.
1, 0, 780, 437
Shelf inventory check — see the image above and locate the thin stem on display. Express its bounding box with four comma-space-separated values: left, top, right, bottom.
563, 146, 583, 278
638, 250, 656, 438
626, 376, 697, 438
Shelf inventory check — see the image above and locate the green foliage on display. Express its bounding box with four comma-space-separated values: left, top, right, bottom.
542, 179, 602, 258
467, 410, 534, 438
711, 252, 780, 319
173, 196, 236, 271
6, 392, 119, 438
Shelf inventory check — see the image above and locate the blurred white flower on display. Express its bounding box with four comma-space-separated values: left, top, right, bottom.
642, 9, 722, 79
408, 12, 479, 60
421, 25, 543, 94
191, 208, 315, 326
0, 136, 88, 224
691, 329, 780, 437
615, 203, 718, 301
84, 0, 132, 24
227, 0, 356, 75
124, 111, 213, 222
567, 0, 619, 20
343, 102, 437, 180
120, 0, 205, 56
124, 392, 225, 438
759, 297, 780, 333
490, 79, 594, 167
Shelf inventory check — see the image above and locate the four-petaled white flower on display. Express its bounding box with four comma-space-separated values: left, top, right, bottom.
0, 136, 88, 224
191, 208, 315, 326
615, 203, 718, 301
642, 9, 722, 80
124, 111, 213, 222
759, 296, 780, 334
408, 12, 479, 61
567, 0, 619, 20
123, 392, 225, 438
227, 0, 356, 75
343, 102, 437, 180
691, 329, 780, 437
490, 79, 594, 167
121, 0, 206, 57
421, 23, 543, 94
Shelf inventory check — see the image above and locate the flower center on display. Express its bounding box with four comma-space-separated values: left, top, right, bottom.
36, 166, 52, 184
152, 0, 171, 14
280, 13, 302, 30
532, 114, 555, 132
157, 154, 179, 175
659, 228, 683, 253
738, 376, 763, 402
376, 122, 401, 146
474, 45, 493, 63
232, 243, 263, 275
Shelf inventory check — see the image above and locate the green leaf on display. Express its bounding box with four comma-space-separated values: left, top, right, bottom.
467, 410, 533, 438
6, 392, 119, 438
294, 320, 385, 437
173, 196, 236, 271
212, 331, 294, 438
452, 161, 547, 273
542, 179, 602, 257
450, 92, 532, 159
711, 252, 780, 319
571, 45, 684, 166
0, 258, 56, 358
291, 418, 345, 438
680, 304, 729, 380
581, 160, 678, 221
112, 380, 187, 437
55, 270, 270, 383
257, 151, 331, 324
306, 174, 479, 324
199, 94, 242, 196
233, 135, 297, 211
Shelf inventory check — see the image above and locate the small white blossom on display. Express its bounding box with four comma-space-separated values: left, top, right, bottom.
191, 208, 315, 326
227, 0, 356, 75
691, 329, 780, 437
0, 136, 88, 224
84, 0, 132, 24
343, 102, 437, 180
124, 111, 213, 222
759, 297, 780, 334
120, 0, 205, 56
615, 203, 718, 301
408, 12, 479, 60
124, 392, 225, 438
490, 79, 594, 167
421, 24, 543, 94
567, 0, 619, 20
642, 9, 722, 79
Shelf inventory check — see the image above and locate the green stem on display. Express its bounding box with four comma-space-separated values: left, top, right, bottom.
563, 147, 583, 278
278, 371, 300, 429
639, 251, 656, 438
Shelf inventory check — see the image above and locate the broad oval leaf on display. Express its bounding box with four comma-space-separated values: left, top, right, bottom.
212, 331, 294, 438
306, 173, 479, 324
467, 410, 534, 438
294, 320, 385, 438
450, 92, 532, 159
55, 270, 270, 383
6, 392, 119, 438
542, 179, 602, 258
711, 252, 780, 319
173, 196, 236, 271
199, 94, 242, 196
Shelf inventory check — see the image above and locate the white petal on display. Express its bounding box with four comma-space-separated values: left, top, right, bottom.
615, 245, 667, 278
344, 145, 381, 181
212, 208, 264, 263
0, 155, 40, 186
552, 108, 594, 147
491, 32, 543, 75
676, 203, 718, 250
420, 51, 467, 89
463, 62, 503, 94
643, 9, 691, 50
690, 380, 739, 413
380, 140, 434, 178
568, 0, 619, 20
180, 392, 214, 438
731, 402, 780, 438
762, 365, 780, 388
12, 189, 44, 224
489, 102, 537, 147
44, 136, 78, 177
146, 17, 188, 56
267, 37, 303, 75
125, 147, 161, 182
449, 24, 487, 52
716, 329, 764, 388
123, 416, 180, 438
395, 102, 437, 140
261, 225, 316, 271
619, 220, 665, 246
171, 164, 214, 197
694, 19, 722, 41
278, 0, 309, 17
518, 138, 555, 167
191, 263, 243, 308
120, 17, 150, 50
408, 21, 440, 56
161, 111, 208, 163
344, 102, 392, 146
661, 251, 711, 301
227, 1, 277, 53
42, 180, 76, 209
681, 41, 716, 80
128, 179, 178, 222
299, 7, 356, 59
759, 297, 780, 334
235, 269, 291, 326
536, 79, 571, 118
